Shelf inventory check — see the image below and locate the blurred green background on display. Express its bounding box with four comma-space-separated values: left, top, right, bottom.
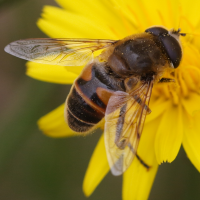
1, 0, 200, 200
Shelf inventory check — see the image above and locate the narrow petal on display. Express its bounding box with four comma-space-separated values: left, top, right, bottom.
119, 0, 179, 31
26, 62, 78, 84
123, 118, 159, 200
146, 97, 171, 123
181, 92, 200, 116
182, 111, 200, 172
56, 0, 120, 26
83, 134, 109, 197
38, 104, 78, 137
37, 6, 117, 39
181, 0, 200, 27
56, 0, 130, 37
64, 66, 84, 76
155, 103, 183, 164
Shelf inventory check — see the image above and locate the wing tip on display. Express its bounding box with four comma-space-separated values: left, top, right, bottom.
4, 44, 11, 54
111, 167, 123, 176
109, 155, 125, 176
4, 42, 18, 56
4, 42, 26, 60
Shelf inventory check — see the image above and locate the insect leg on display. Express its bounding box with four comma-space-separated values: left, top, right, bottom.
136, 154, 151, 170
133, 95, 151, 114
158, 78, 175, 83
128, 143, 151, 170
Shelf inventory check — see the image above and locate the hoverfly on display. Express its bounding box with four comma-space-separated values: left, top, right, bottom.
4, 26, 185, 175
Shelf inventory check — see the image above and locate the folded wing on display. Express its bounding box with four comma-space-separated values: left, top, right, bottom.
104, 78, 154, 175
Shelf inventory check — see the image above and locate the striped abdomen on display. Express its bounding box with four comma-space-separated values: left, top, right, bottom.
65, 61, 125, 133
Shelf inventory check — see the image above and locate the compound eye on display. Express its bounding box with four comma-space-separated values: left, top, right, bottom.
145, 27, 168, 36
145, 26, 182, 68
160, 35, 182, 68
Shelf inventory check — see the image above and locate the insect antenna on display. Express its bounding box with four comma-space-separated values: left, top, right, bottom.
174, 13, 186, 37
183, 33, 200, 37
176, 16, 200, 37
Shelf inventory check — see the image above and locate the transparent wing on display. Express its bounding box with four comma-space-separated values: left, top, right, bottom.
4, 38, 117, 66
104, 78, 154, 176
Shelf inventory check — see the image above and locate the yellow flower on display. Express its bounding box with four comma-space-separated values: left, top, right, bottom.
26, 0, 200, 199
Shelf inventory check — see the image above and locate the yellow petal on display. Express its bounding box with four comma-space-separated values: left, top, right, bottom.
117, 0, 179, 32
155, 103, 183, 164
123, 117, 159, 200
65, 66, 84, 76
56, 0, 130, 38
182, 111, 200, 172
38, 104, 78, 137
146, 97, 171, 123
83, 134, 109, 197
180, 0, 200, 28
181, 92, 200, 116
26, 62, 78, 84
38, 6, 117, 39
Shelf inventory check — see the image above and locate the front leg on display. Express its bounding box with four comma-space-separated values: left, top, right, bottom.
158, 78, 175, 83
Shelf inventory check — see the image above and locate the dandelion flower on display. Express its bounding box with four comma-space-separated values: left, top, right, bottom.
24, 0, 200, 199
